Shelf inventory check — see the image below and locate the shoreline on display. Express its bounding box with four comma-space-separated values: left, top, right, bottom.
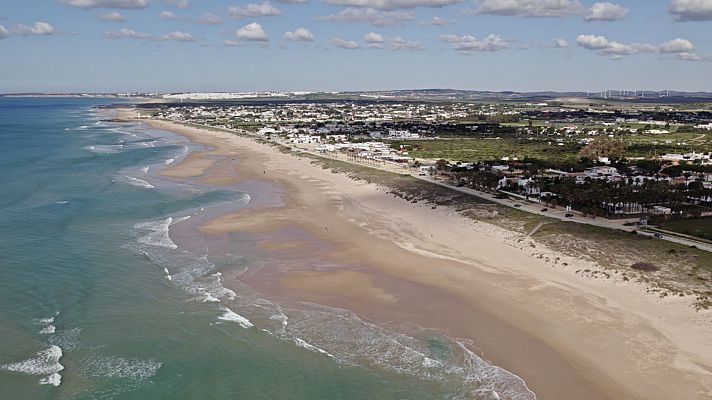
130, 111, 712, 399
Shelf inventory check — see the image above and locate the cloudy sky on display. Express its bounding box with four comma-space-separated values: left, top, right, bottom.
1, 0, 711, 93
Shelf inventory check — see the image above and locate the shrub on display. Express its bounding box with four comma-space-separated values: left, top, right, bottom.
631, 262, 659, 272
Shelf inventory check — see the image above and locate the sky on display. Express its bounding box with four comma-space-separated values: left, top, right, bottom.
0, 0, 711, 93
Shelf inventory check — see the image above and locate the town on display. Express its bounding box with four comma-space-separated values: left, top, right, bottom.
145, 98, 712, 241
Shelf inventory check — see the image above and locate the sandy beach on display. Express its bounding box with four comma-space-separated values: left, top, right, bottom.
133, 113, 712, 400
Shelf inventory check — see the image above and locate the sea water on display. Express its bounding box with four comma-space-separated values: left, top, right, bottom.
0, 98, 535, 400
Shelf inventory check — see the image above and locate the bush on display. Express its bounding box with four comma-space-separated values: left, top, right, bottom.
631, 262, 659, 272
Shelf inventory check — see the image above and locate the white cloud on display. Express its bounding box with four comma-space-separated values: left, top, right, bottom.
554, 38, 568, 47
675, 52, 712, 62
97, 11, 125, 21
577, 34, 696, 59
11, 21, 57, 36
164, 0, 191, 8
364, 31, 385, 47
388, 36, 423, 50
160, 10, 178, 20
669, 0, 712, 21
224, 39, 240, 46
675, 52, 702, 61
236, 22, 269, 41
576, 34, 609, 49
319, 7, 415, 27
330, 37, 359, 49
196, 12, 223, 25
660, 38, 695, 53
104, 27, 150, 39
585, 2, 628, 21
418, 16, 450, 25
228, 2, 282, 19
283, 27, 314, 41
104, 27, 195, 41
440, 33, 508, 53
59, 0, 148, 9
159, 31, 195, 41
473, 0, 584, 17
325, 0, 461, 10
274, 0, 307, 3
362, 32, 421, 50
0, 25, 9, 39
364, 31, 385, 48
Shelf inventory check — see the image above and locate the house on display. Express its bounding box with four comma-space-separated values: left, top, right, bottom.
257, 127, 278, 136
567, 172, 589, 184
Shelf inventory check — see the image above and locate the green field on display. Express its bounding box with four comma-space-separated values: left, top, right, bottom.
395, 138, 580, 163
393, 130, 712, 164
661, 218, 712, 241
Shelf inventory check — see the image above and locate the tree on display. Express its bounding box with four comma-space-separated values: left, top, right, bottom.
579, 138, 627, 161
435, 159, 449, 171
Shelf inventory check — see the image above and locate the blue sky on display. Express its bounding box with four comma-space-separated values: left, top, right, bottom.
1, 0, 711, 93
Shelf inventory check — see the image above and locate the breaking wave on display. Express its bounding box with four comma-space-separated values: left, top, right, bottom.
0, 345, 64, 387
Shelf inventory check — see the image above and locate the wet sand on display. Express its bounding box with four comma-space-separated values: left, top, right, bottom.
137, 114, 712, 400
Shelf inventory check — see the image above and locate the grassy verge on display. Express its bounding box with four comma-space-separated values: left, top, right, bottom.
532, 222, 712, 309
661, 218, 712, 241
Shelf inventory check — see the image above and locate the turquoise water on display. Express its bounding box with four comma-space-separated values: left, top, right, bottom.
0, 98, 534, 400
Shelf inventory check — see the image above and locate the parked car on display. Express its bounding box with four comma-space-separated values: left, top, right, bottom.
565, 213, 574, 218
654, 233, 663, 238
540, 208, 548, 212
514, 204, 521, 208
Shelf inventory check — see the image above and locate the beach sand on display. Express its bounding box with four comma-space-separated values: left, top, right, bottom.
136, 114, 712, 400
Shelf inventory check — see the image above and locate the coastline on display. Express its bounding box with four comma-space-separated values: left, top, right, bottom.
128, 111, 712, 399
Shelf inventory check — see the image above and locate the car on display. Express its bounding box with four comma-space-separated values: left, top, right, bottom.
514, 204, 521, 208
540, 208, 548, 212
565, 213, 574, 218
654, 233, 663, 238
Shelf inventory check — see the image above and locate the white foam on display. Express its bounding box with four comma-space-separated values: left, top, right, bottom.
39, 325, 56, 334
85, 144, 123, 154
135, 218, 177, 249
55, 201, 70, 205
125, 176, 154, 189
457, 341, 536, 400
81, 356, 161, 381
294, 338, 334, 358
141, 166, 150, 174
218, 306, 253, 328
0, 345, 64, 386
162, 267, 172, 281
39, 373, 62, 386
421, 357, 442, 368
47, 328, 81, 351
35, 317, 54, 324
173, 215, 191, 224
202, 293, 220, 303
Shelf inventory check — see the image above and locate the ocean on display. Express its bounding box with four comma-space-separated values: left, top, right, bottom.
0, 97, 534, 400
